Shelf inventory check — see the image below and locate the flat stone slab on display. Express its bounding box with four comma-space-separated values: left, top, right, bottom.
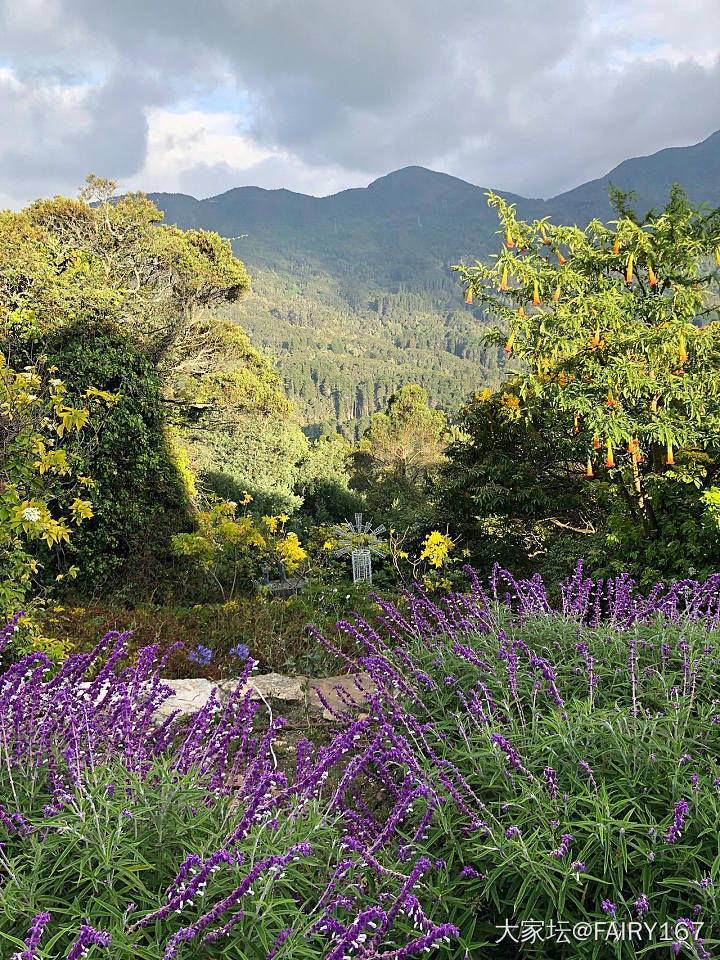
307, 673, 375, 716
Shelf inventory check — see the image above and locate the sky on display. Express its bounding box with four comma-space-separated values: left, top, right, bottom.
1, 0, 719, 209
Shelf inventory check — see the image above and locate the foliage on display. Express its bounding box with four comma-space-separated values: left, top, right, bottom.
440, 386, 599, 576
454, 187, 720, 579
317, 564, 720, 956
0, 354, 112, 617
0, 615, 456, 959
40, 322, 192, 593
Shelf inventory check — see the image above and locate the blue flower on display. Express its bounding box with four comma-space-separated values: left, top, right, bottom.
189, 644, 212, 665
229, 642, 249, 660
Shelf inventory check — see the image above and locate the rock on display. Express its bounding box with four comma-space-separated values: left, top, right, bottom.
154, 678, 216, 720
216, 673, 307, 704
308, 673, 374, 715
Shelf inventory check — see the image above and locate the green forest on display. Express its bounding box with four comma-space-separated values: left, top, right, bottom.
3, 175, 720, 673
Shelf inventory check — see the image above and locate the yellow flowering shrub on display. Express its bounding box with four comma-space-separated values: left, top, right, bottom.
418, 531, 455, 568
0, 356, 115, 623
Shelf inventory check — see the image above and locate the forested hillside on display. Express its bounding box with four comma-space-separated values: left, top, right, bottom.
148, 129, 720, 435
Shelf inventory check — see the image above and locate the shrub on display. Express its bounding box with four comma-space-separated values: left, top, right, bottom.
0, 614, 456, 959
313, 563, 720, 957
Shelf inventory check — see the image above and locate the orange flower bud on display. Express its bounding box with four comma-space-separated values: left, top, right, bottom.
499, 265, 508, 290
518, 305, 525, 316
465, 287, 473, 305
532, 279, 540, 306
679, 335, 688, 365
552, 284, 561, 302
612, 237, 621, 255
541, 224, 551, 246
586, 458, 594, 477
506, 229, 515, 249
606, 439, 615, 468
648, 263, 658, 286
626, 254, 634, 285
557, 250, 567, 265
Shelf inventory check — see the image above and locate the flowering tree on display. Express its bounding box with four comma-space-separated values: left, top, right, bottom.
0, 357, 114, 615
456, 186, 720, 543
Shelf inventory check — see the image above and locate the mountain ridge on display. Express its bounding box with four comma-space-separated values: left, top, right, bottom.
145, 128, 720, 437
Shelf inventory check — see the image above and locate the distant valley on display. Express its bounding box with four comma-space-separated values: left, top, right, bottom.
148, 129, 720, 437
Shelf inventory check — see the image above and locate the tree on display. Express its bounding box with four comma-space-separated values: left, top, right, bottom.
355, 385, 447, 485
456, 187, 720, 550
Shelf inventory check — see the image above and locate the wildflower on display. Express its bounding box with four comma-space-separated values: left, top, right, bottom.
499, 265, 508, 290
229, 642, 249, 660
605, 439, 615, 469
556, 249, 567, 265
635, 894, 649, 916
667, 798, 689, 843
465, 287, 473, 305
612, 237, 621, 254
552, 283, 561, 302
12, 912, 50, 960
648, 263, 658, 286
505, 329, 516, 354
189, 644, 212, 666
506, 825, 522, 839
571, 861, 586, 880
532, 278, 540, 305
586, 458, 594, 477
506, 228, 515, 249
601, 899, 617, 918
21, 506, 41, 523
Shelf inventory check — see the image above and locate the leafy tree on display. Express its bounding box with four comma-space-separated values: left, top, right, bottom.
354, 385, 447, 486
441, 385, 598, 575
456, 187, 720, 565
42, 322, 192, 594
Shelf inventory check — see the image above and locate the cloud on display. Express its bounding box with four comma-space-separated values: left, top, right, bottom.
0, 0, 718, 206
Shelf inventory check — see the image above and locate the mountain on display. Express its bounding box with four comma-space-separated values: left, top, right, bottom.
148, 129, 720, 437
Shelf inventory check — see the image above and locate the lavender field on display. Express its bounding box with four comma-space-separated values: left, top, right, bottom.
2, 564, 719, 958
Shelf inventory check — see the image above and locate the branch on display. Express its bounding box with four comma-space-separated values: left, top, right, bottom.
537, 517, 596, 535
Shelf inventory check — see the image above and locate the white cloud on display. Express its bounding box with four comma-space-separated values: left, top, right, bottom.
0, 0, 718, 206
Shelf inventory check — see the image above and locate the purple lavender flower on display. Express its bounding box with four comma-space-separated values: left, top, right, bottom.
551, 834, 573, 860
634, 893, 649, 917
544, 766, 558, 801
667, 798, 690, 843
601, 899, 617, 918
11, 912, 50, 960
66, 925, 111, 960
505, 825, 522, 839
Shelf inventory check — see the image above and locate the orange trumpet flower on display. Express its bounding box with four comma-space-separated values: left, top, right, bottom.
612, 237, 621, 255
606, 388, 616, 408
666, 442, 675, 466
625, 254, 634, 285
556, 250, 568, 265
573, 414, 580, 435
590, 326, 601, 347
499, 265, 508, 290
552, 284, 561, 302
465, 287, 473, 305
648, 263, 658, 286
716, 249, 720, 269
540, 224, 551, 246
586, 458, 594, 477
679, 336, 688, 365
605, 439, 615, 468
506, 229, 515, 249
504, 330, 516, 354
593, 434, 601, 450
532, 279, 540, 306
